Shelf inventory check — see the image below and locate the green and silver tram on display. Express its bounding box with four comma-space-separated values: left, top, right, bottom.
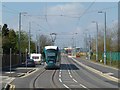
42, 46, 61, 69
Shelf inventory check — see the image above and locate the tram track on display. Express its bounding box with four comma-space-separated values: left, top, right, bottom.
33, 68, 58, 88
33, 68, 46, 88
51, 69, 59, 88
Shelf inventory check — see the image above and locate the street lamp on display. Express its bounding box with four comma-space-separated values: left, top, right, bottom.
28, 22, 31, 56
37, 30, 41, 53
35, 29, 41, 53
74, 32, 78, 48
18, 12, 27, 64
92, 21, 98, 62
98, 11, 107, 65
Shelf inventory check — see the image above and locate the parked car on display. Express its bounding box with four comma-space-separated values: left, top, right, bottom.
25, 59, 36, 67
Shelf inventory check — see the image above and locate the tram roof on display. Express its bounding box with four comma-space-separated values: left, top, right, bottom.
45, 46, 58, 50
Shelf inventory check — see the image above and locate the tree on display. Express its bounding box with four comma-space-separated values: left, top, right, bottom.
16, 31, 28, 54
2, 27, 17, 54
39, 34, 53, 53
2, 24, 9, 37
2, 24, 10, 54
8, 29, 17, 53
16, 31, 35, 54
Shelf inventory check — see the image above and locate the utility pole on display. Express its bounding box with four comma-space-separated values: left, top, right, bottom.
28, 22, 31, 56
18, 12, 21, 64
18, 12, 27, 64
104, 12, 107, 65
74, 33, 78, 55
89, 34, 91, 60
92, 21, 98, 62
38, 30, 41, 53
98, 11, 107, 65
36, 34, 38, 53
10, 48, 12, 77
38, 34, 40, 53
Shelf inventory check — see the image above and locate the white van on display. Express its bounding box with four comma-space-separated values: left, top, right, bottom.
30, 53, 41, 64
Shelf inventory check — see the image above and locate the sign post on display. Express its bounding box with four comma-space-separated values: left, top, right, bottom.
10, 48, 12, 77
26, 48, 28, 72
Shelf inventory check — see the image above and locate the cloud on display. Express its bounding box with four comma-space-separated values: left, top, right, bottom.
45, 3, 85, 32
42, 3, 86, 47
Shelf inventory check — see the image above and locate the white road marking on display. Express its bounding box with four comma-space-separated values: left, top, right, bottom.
104, 72, 114, 76
63, 84, 69, 88
68, 70, 71, 74
69, 74, 72, 78
72, 79, 78, 83
70, 57, 118, 82
68, 72, 71, 75
59, 78, 62, 82
68, 70, 70, 72
59, 71, 61, 74
80, 84, 87, 88
59, 74, 61, 78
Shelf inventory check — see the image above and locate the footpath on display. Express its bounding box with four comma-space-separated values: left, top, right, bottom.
1, 66, 36, 90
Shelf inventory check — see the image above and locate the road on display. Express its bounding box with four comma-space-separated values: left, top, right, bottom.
10, 56, 119, 89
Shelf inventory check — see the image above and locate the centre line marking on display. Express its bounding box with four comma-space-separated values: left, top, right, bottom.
59, 78, 62, 82
68, 70, 71, 74
59, 74, 61, 78
63, 84, 69, 88
59, 71, 61, 74
70, 74, 72, 78
80, 84, 87, 88
68, 71, 71, 75
73, 79, 78, 83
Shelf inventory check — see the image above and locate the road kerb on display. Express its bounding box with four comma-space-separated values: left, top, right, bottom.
69, 55, 118, 70
70, 57, 119, 83
27, 69, 36, 73
18, 73, 26, 77
20, 68, 38, 78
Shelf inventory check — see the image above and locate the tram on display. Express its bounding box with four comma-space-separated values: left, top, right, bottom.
42, 46, 61, 69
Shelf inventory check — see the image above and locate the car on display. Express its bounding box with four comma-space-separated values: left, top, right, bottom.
25, 59, 36, 67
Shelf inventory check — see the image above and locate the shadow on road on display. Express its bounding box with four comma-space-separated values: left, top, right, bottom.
60, 64, 79, 70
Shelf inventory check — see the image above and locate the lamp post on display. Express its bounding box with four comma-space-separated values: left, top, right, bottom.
74, 33, 78, 55
37, 30, 41, 53
18, 12, 27, 64
92, 21, 98, 62
98, 11, 107, 65
28, 22, 31, 56
74, 33, 78, 48
88, 34, 91, 60
35, 30, 41, 53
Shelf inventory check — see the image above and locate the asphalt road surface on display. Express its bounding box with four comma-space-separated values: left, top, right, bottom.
11, 56, 119, 89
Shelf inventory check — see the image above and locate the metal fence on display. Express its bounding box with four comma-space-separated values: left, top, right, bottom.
104, 52, 120, 61
1, 54, 26, 68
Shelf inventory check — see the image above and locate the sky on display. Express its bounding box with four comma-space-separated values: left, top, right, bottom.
1, 1, 119, 48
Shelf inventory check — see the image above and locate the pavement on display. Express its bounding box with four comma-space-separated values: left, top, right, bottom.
1, 66, 37, 90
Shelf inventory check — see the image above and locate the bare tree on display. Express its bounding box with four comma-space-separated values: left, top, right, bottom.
39, 34, 53, 53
